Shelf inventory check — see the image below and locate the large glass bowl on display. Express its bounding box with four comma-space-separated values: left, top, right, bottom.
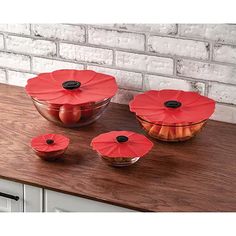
31, 97, 111, 128
99, 154, 140, 167
137, 116, 207, 142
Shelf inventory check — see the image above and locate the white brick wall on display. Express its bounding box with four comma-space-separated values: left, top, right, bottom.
103, 24, 177, 35
144, 75, 205, 95
88, 65, 143, 90
116, 51, 173, 74
213, 44, 236, 64
32, 24, 85, 42
0, 69, 6, 83
177, 59, 236, 85
148, 36, 209, 60
0, 24, 30, 35
0, 52, 30, 70
88, 27, 145, 51
208, 82, 236, 105
60, 43, 113, 65
7, 70, 36, 87
0, 24, 235, 123
32, 57, 84, 73
5, 35, 56, 57
179, 24, 236, 44
0, 35, 3, 49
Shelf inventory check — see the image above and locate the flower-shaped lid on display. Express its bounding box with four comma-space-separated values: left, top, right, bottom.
31, 133, 70, 152
91, 131, 153, 158
129, 90, 215, 124
25, 70, 118, 105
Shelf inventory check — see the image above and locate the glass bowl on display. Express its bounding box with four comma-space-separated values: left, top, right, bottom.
32, 148, 67, 161
137, 116, 207, 142
99, 154, 140, 167
31, 97, 111, 128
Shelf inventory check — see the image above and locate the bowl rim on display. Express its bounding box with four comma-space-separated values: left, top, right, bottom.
137, 115, 207, 127
31, 97, 111, 111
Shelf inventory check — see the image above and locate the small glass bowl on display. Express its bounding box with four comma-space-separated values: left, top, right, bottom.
99, 155, 140, 167
31, 97, 111, 128
32, 148, 67, 161
137, 116, 207, 142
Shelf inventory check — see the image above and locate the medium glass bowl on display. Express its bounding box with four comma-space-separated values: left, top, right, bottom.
31, 97, 111, 128
99, 154, 140, 167
32, 148, 67, 161
137, 116, 207, 142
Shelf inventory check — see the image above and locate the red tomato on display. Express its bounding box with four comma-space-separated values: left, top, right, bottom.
80, 102, 94, 119
59, 105, 81, 125
47, 103, 60, 121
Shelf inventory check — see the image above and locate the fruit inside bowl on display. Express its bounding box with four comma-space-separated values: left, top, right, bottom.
32, 97, 111, 128
25, 70, 117, 128
137, 116, 207, 142
31, 134, 70, 161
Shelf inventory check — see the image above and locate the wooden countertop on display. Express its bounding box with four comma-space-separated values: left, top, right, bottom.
0, 84, 236, 211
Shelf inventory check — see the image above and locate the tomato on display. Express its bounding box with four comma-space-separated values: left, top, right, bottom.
47, 103, 60, 121
80, 102, 94, 119
59, 104, 81, 125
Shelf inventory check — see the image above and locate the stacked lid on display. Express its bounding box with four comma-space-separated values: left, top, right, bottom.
25, 70, 118, 105
129, 89, 215, 124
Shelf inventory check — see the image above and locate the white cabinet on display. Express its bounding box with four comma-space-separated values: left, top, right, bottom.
0, 179, 23, 212
0, 178, 134, 212
24, 185, 43, 212
44, 190, 134, 212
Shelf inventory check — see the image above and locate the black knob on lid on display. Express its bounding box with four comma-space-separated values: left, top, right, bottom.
164, 100, 182, 108
62, 80, 81, 90
46, 139, 54, 145
116, 135, 129, 143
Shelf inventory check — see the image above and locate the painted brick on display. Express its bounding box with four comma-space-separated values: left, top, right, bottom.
116, 51, 173, 75
32, 57, 84, 73
208, 82, 236, 105
103, 24, 177, 35
211, 103, 236, 124
111, 88, 140, 105
32, 24, 85, 42
60, 43, 113, 65
88, 27, 145, 51
0, 52, 30, 70
177, 59, 236, 85
0, 35, 4, 49
148, 36, 209, 60
6, 35, 56, 57
7, 70, 36, 87
144, 75, 205, 94
0, 24, 30, 35
88, 65, 142, 90
179, 24, 236, 44
213, 44, 236, 64
0, 69, 6, 83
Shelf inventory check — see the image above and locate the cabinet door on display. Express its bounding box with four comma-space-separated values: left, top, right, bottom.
45, 190, 134, 212
24, 185, 43, 212
0, 179, 23, 212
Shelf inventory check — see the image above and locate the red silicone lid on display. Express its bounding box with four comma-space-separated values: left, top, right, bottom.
91, 131, 153, 158
129, 89, 215, 124
25, 70, 118, 105
31, 134, 70, 152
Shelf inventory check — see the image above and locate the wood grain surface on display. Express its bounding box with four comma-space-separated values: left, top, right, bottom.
0, 83, 236, 212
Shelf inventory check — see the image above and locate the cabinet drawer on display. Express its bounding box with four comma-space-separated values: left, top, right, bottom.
0, 179, 23, 212
45, 190, 134, 212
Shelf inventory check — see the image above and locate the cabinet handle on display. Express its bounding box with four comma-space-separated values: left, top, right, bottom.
0, 192, 19, 201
